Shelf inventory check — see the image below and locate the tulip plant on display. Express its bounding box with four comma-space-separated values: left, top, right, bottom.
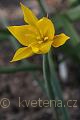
7, 2, 70, 120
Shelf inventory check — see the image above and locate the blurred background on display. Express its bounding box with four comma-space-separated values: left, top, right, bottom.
0, 0, 80, 120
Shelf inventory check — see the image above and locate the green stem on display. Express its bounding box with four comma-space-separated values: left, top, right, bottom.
43, 54, 60, 120
48, 50, 70, 120
43, 54, 53, 98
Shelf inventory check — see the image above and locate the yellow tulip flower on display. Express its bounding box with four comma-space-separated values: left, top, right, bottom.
7, 3, 70, 62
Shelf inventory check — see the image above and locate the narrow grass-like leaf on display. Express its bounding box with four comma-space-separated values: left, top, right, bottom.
51, 14, 62, 30
68, 0, 78, 6
43, 54, 60, 120
61, 15, 79, 46
48, 50, 70, 120
37, 0, 46, 16
0, 65, 42, 74
58, 43, 80, 62
43, 54, 53, 98
65, 5, 80, 21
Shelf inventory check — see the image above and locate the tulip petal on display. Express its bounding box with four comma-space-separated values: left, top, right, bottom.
37, 17, 55, 39
20, 3, 38, 25
52, 33, 70, 47
7, 25, 39, 46
11, 47, 33, 62
30, 42, 40, 53
31, 40, 52, 54
39, 41, 53, 54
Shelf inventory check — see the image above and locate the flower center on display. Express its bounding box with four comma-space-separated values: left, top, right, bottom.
44, 37, 48, 41
37, 36, 48, 44
36, 36, 40, 40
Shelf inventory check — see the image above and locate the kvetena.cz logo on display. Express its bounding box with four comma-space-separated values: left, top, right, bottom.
18, 97, 78, 108
0, 97, 77, 108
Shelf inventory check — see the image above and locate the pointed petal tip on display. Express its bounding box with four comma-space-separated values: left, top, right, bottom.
67, 36, 70, 40
20, 2, 38, 25
7, 26, 13, 34
7, 26, 10, 30
10, 55, 20, 62
66, 36, 70, 42
10, 56, 19, 62
10, 58, 18, 63
20, 2, 27, 10
65, 35, 70, 39
10, 58, 16, 62
10, 60, 14, 63
63, 33, 70, 40
20, 2, 24, 7
52, 33, 70, 48
7, 26, 13, 31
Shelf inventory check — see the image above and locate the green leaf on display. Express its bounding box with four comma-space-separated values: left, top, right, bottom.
43, 54, 53, 98
0, 64, 42, 74
68, 0, 78, 6
37, 0, 46, 16
51, 14, 62, 30
65, 5, 80, 21
58, 43, 80, 62
48, 50, 70, 120
43, 54, 59, 120
61, 15, 79, 46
